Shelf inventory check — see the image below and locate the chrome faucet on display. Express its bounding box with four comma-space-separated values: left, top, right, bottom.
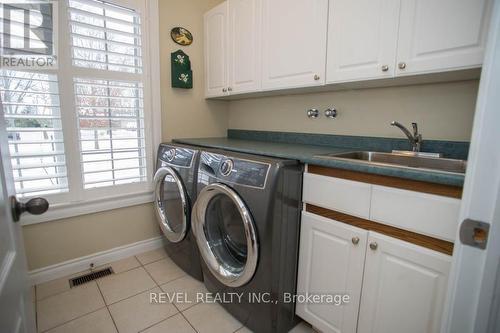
391, 121, 422, 152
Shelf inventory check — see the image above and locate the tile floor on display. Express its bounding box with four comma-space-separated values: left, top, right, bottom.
35, 247, 314, 333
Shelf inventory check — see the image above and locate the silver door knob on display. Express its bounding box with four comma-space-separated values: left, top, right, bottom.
398, 62, 406, 70
227, 87, 233, 92
222, 88, 227, 93
314, 74, 320, 81
369, 242, 378, 250
306, 108, 319, 118
10, 196, 49, 222
352, 237, 360, 245
324, 108, 337, 119
381, 65, 389, 72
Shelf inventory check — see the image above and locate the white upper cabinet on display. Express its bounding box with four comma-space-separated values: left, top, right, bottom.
326, 0, 401, 83
228, 0, 262, 94
261, 0, 329, 90
357, 232, 451, 333
204, 2, 228, 97
396, 0, 492, 75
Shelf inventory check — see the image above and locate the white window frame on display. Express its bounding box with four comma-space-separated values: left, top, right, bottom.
20, 0, 161, 225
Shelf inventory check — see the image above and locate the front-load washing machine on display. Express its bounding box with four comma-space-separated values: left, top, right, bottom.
192, 150, 303, 333
154, 143, 203, 281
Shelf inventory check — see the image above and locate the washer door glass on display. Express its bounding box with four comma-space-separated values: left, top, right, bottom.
154, 166, 189, 243
193, 183, 258, 287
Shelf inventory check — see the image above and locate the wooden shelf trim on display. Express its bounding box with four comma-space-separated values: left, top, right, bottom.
306, 204, 454, 256
308, 165, 463, 199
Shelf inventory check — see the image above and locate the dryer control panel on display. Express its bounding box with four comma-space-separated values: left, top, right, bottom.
159, 145, 195, 168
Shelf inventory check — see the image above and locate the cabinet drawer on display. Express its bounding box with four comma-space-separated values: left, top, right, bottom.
303, 173, 371, 219
370, 185, 460, 241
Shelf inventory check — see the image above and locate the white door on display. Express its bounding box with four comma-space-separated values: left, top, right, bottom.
204, 1, 228, 98
357, 232, 451, 333
395, 0, 492, 76
227, 0, 262, 94
0, 103, 38, 332
441, 1, 500, 332
296, 212, 367, 333
326, 0, 400, 83
261, 0, 328, 90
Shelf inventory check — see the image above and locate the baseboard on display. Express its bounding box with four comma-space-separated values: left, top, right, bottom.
29, 236, 165, 285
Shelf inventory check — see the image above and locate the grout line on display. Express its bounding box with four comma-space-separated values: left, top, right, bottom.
95, 280, 120, 333
178, 308, 200, 333
105, 285, 159, 307
137, 312, 181, 333
39, 305, 108, 333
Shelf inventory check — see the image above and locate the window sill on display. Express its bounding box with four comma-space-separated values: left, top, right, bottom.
20, 191, 155, 226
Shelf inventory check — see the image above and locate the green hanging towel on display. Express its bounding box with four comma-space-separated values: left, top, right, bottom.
171, 50, 193, 89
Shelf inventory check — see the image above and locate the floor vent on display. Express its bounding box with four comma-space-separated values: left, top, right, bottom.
69, 267, 114, 287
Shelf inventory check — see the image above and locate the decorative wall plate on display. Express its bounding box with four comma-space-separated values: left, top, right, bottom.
171, 27, 193, 46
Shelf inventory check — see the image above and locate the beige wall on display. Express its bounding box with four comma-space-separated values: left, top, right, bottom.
228, 80, 479, 142
23, 204, 159, 270
160, 0, 228, 141
22, 0, 228, 271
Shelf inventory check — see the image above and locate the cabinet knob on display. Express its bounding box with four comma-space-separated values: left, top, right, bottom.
222, 88, 227, 93
228, 87, 233, 92
314, 74, 320, 81
398, 62, 407, 70
324, 108, 337, 119
306, 108, 319, 119
369, 242, 378, 250
351, 237, 360, 245
381, 65, 389, 72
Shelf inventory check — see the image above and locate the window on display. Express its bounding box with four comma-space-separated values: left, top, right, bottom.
0, 0, 159, 220
0, 70, 68, 197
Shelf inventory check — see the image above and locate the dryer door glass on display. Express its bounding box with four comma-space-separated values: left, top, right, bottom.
193, 183, 258, 287
154, 166, 189, 243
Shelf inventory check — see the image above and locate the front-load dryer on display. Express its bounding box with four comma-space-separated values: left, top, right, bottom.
192, 150, 303, 333
154, 143, 203, 281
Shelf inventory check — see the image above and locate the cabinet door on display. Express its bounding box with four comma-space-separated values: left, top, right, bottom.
396, 0, 492, 75
204, 2, 228, 97
326, 0, 400, 83
261, 0, 328, 90
358, 232, 451, 333
227, 0, 262, 94
296, 212, 367, 333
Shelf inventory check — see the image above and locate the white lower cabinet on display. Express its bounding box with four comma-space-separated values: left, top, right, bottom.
296, 212, 367, 333
357, 232, 451, 333
296, 212, 452, 333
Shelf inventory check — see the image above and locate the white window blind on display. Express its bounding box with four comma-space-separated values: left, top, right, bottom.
68, 0, 143, 74
0, 70, 69, 197
74, 78, 146, 188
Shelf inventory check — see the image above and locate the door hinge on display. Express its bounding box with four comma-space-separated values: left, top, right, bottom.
459, 218, 490, 250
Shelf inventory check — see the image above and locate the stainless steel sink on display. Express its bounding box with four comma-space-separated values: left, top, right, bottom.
315, 151, 467, 174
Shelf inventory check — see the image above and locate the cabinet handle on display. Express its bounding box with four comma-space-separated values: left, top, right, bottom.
381, 65, 389, 72
351, 237, 360, 245
398, 62, 407, 70
314, 74, 320, 81
369, 242, 378, 250
222, 88, 227, 93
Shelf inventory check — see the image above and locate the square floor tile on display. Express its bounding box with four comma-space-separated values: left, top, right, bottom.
182, 302, 243, 333
141, 313, 195, 333
108, 287, 178, 333
160, 275, 207, 311
36, 282, 105, 332
97, 267, 156, 305
94, 256, 141, 275
36, 270, 90, 300
136, 248, 168, 265
144, 258, 186, 285
45, 308, 117, 333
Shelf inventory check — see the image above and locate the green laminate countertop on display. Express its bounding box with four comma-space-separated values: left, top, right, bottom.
173, 137, 465, 187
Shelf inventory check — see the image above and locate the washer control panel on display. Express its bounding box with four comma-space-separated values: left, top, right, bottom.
159, 146, 194, 168
201, 153, 270, 188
